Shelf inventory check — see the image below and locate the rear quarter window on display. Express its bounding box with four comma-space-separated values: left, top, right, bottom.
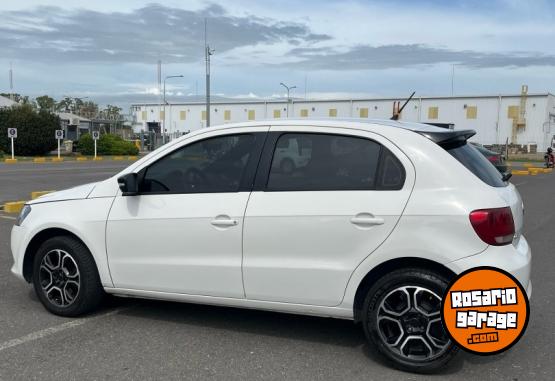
446, 143, 506, 187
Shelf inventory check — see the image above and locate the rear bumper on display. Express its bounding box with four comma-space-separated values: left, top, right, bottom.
446, 234, 532, 298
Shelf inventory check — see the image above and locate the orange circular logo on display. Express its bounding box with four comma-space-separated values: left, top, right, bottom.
441, 267, 529, 355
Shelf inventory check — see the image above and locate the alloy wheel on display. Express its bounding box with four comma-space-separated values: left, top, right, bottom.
38, 249, 80, 307
376, 286, 450, 360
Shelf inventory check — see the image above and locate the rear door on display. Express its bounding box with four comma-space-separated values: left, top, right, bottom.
242, 126, 415, 307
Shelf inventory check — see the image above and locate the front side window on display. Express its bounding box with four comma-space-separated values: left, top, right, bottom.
267, 133, 384, 191
140, 134, 255, 193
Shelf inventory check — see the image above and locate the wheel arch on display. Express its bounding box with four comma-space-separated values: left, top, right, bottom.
352, 257, 456, 322
22, 228, 95, 283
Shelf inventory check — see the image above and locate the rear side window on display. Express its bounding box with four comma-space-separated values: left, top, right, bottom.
266, 133, 404, 191
446, 143, 506, 187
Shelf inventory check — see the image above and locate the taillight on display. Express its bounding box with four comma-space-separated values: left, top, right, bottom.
487, 155, 499, 164
469, 207, 515, 246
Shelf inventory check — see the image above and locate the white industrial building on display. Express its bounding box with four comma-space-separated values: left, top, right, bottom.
0, 94, 17, 109
131, 89, 555, 151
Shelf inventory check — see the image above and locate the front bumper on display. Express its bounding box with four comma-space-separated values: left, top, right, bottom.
10, 225, 27, 282
446, 234, 532, 298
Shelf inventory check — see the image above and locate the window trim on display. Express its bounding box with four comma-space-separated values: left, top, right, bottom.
135, 132, 267, 196
253, 131, 405, 192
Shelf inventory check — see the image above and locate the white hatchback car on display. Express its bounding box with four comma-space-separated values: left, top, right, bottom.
11, 119, 531, 372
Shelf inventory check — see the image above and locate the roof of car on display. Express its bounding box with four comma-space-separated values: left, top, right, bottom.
206, 118, 476, 145
210, 118, 444, 132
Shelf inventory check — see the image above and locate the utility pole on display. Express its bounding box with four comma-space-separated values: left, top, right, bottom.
451, 64, 457, 96
163, 75, 184, 141
9, 62, 14, 101
280, 82, 296, 117
205, 18, 215, 127
157, 60, 162, 142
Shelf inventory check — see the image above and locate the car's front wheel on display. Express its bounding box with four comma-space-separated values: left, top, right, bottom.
362, 268, 458, 373
32, 236, 104, 317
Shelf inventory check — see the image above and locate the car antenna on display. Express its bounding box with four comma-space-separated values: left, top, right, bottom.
391, 91, 416, 120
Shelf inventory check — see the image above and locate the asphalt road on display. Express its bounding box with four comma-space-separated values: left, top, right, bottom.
0, 161, 131, 204
0, 163, 553, 380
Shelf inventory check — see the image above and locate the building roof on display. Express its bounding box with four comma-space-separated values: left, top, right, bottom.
131, 92, 554, 107
0, 95, 17, 108
56, 112, 91, 122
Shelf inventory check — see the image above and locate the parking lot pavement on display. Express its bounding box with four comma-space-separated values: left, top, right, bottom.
0, 173, 554, 380
0, 161, 131, 204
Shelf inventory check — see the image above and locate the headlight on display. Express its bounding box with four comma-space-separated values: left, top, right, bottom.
15, 205, 31, 226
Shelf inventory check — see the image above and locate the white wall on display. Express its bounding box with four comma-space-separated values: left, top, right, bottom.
132, 94, 553, 149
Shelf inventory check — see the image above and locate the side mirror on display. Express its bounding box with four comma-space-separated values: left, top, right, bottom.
117, 173, 139, 196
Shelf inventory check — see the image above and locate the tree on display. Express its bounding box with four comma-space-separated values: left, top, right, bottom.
35, 95, 56, 112
56, 97, 74, 113
0, 105, 60, 155
79, 101, 99, 119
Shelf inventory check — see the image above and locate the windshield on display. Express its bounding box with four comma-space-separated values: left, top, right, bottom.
446, 143, 506, 187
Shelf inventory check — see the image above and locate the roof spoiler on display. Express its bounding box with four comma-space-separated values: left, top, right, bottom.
416, 129, 476, 147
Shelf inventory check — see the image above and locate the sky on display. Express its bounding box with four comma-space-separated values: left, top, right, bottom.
2, 0, 555, 109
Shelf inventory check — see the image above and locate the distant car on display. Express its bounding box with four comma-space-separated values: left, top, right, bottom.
470, 142, 509, 174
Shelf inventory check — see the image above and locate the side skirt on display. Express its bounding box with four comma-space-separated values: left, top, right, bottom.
104, 287, 354, 320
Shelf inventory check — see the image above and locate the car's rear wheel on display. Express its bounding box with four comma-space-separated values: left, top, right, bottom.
362, 268, 458, 373
32, 236, 104, 317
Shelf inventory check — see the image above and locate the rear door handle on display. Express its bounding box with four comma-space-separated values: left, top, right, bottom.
350, 215, 385, 226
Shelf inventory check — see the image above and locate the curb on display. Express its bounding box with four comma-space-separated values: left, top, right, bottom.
512, 170, 529, 176
3, 201, 25, 214
31, 191, 55, 199
2, 190, 56, 214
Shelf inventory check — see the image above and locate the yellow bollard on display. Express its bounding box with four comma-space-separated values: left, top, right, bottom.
76, 157, 88, 161
33, 157, 46, 163
4, 158, 17, 163
51, 157, 64, 162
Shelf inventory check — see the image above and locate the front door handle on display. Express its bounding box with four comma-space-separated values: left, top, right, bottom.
210, 216, 238, 227
350, 214, 385, 226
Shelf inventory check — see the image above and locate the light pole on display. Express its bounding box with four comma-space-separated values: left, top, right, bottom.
163, 75, 184, 143
450, 64, 460, 96
280, 82, 296, 117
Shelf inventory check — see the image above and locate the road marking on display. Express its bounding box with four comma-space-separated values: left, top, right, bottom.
512, 181, 527, 186
0, 215, 16, 220
0, 307, 127, 352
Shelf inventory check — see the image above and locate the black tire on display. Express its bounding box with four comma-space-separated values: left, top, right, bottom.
32, 236, 104, 317
362, 268, 458, 373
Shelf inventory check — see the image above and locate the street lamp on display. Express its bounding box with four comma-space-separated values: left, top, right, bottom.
280, 82, 296, 117
163, 75, 184, 143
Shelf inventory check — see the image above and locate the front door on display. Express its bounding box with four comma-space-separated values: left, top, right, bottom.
107, 129, 266, 298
